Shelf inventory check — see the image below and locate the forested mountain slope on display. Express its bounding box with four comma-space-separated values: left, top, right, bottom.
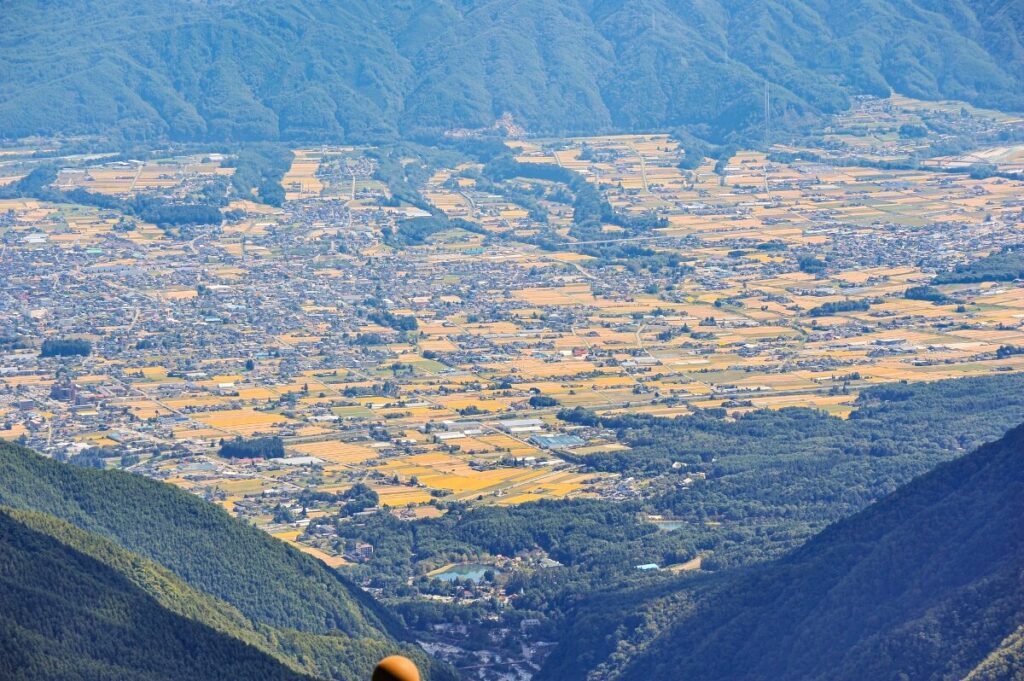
0, 442, 451, 681
0, 507, 316, 681
1, 0, 1021, 142
542, 423, 1024, 681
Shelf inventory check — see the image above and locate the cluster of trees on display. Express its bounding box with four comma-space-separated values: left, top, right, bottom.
299, 484, 381, 518
367, 311, 418, 331
217, 436, 284, 459
354, 332, 386, 346
338, 483, 380, 517
933, 246, 1024, 284
134, 197, 224, 226
898, 122, 929, 138
373, 139, 663, 255
40, 338, 91, 357
968, 162, 1000, 179
481, 154, 623, 248
460, 170, 551, 222
797, 255, 826, 274
1, 143, 296, 236
222, 144, 293, 206
0, 336, 33, 351
807, 299, 871, 316
332, 499, 678, 609
904, 284, 949, 303
383, 215, 485, 247
676, 137, 713, 170
476, 153, 667, 262
995, 344, 1024, 359
370, 146, 442, 212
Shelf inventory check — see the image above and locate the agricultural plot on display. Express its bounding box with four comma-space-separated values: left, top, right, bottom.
54, 154, 230, 196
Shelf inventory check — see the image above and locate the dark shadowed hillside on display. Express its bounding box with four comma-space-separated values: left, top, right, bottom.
1, 0, 1022, 142
542, 423, 1024, 681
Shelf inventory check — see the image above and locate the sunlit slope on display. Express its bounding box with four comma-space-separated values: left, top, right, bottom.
0, 507, 315, 681
0, 442, 452, 681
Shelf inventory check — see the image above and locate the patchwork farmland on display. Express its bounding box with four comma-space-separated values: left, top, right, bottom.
1, 94, 1023, 570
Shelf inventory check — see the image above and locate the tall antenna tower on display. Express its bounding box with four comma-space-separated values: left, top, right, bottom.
764, 80, 771, 149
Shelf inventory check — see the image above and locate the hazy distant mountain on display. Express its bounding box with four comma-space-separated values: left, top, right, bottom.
1, 0, 1022, 143
542, 422, 1024, 681
0, 442, 452, 681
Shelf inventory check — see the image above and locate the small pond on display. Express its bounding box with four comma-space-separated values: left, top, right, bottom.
432, 563, 498, 583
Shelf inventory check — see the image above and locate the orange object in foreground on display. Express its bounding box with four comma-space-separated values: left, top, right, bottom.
373, 655, 421, 681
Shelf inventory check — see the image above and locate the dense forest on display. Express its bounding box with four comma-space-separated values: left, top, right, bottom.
2, 0, 1022, 144
0, 442, 453, 681
541, 422, 1024, 681
0, 507, 315, 681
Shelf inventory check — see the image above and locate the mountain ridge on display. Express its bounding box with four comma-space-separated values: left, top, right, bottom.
541, 422, 1024, 681
2, 0, 1022, 143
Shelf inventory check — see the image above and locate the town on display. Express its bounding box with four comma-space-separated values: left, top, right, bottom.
2, 95, 1024, 673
